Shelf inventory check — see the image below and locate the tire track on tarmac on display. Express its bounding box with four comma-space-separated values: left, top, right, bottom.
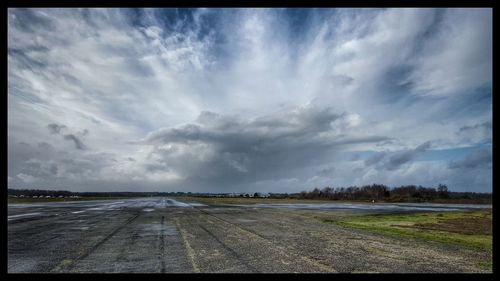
157, 216, 166, 273
8, 209, 118, 240
9, 210, 124, 254
197, 224, 259, 273
195, 208, 336, 272
50, 211, 141, 272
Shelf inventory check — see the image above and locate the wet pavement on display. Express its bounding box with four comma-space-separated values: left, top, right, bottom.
8, 197, 492, 273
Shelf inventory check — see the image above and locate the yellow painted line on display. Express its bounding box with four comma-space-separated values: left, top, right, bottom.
174, 218, 200, 273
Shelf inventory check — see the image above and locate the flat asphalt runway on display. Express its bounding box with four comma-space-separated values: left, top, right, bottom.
8, 197, 492, 273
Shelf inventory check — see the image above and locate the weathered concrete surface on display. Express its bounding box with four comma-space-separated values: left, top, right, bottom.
8, 198, 492, 273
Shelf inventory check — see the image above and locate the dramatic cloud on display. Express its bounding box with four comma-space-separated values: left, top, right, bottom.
364, 152, 386, 167
47, 123, 66, 134
133, 105, 390, 191
448, 149, 492, 170
362, 142, 432, 171
8, 8, 492, 192
46, 123, 88, 150
383, 142, 431, 171
459, 121, 492, 133
63, 134, 86, 150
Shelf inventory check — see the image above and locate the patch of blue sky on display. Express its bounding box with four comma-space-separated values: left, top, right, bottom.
415, 145, 491, 162
346, 143, 491, 163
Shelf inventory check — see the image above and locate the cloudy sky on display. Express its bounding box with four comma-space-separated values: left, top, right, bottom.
8, 8, 492, 193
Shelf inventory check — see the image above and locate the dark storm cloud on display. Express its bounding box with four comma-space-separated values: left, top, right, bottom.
37, 141, 52, 150
47, 123, 67, 134
448, 149, 492, 170
317, 167, 335, 177
142, 105, 389, 188
330, 75, 354, 87
382, 142, 431, 170
46, 123, 88, 150
63, 134, 86, 150
364, 152, 386, 166
459, 121, 492, 132
8, 139, 99, 186
145, 106, 376, 149
146, 106, 343, 146
7, 140, 114, 187
364, 142, 432, 171
453, 118, 492, 146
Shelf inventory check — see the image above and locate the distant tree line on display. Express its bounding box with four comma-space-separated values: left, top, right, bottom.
7, 189, 189, 198
7, 184, 492, 203
295, 184, 491, 203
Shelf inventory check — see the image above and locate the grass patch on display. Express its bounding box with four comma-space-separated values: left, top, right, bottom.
476, 261, 493, 271
322, 210, 492, 251
50, 259, 74, 272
